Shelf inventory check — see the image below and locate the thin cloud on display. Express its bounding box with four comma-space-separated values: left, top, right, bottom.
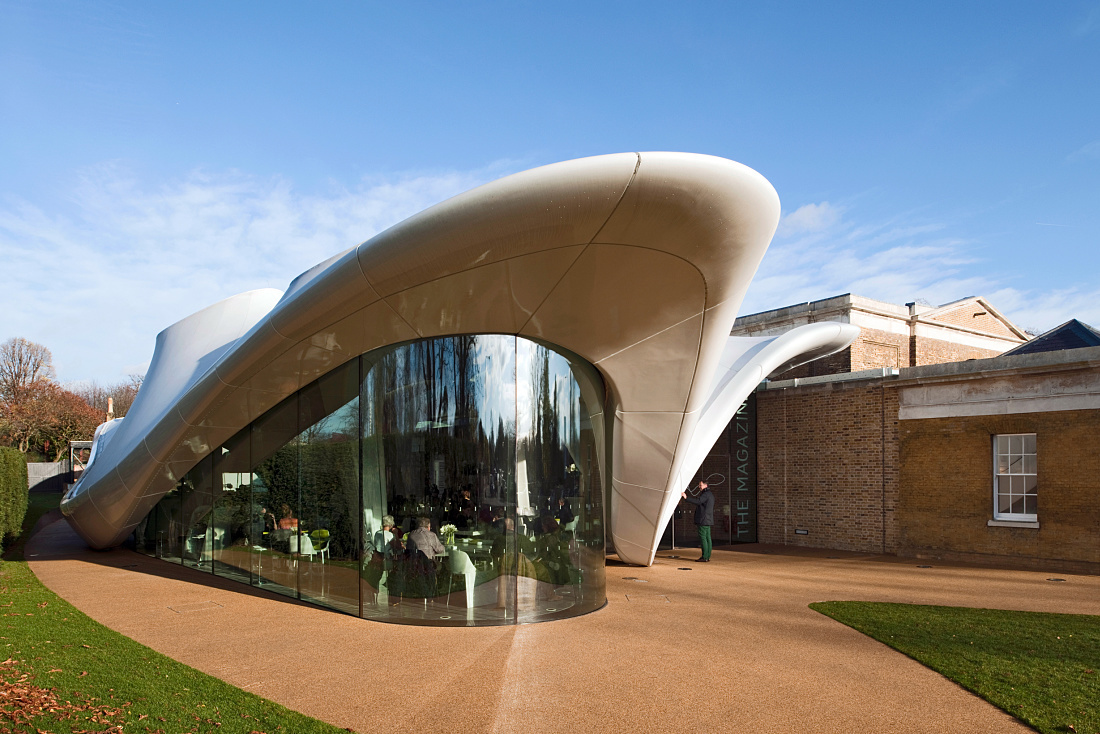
0, 163, 505, 383
1067, 140, 1100, 162
776, 202, 842, 237
742, 201, 1097, 335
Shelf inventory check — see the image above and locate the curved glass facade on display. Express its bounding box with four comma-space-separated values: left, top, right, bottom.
134, 335, 606, 625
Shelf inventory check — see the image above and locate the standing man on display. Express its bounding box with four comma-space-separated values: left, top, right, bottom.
681, 481, 715, 563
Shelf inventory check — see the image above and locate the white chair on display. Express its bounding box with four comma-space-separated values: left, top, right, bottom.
563, 516, 579, 552
447, 548, 477, 609
288, 533, 316, 562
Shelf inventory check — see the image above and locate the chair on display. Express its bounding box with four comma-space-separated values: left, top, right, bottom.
310, 529, 331, 563
447, 548, 477, 609
562, 516, 579, 552
288, 532, 316, 562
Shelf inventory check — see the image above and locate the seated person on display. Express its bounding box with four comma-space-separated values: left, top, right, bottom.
404, 516, 444, 598
373, 515, 396, 557
406, 516, 445, 561
555, 496, 575, 526
277, 503, 298, 530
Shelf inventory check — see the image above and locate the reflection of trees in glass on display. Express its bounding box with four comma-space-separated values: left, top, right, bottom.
369, 336, 515, 525
252, 399, 360, 560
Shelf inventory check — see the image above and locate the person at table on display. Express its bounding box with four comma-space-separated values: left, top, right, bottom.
374, 515, 396, 557
277, 503, 298, 530
406, 516, 445, 561
404, 516, 444, 599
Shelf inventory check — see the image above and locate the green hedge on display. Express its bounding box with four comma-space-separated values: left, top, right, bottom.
0, 447, 29, 550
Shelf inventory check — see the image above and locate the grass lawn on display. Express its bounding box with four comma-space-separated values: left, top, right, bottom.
811, 601, 1100, 734
1, 493, 350, 733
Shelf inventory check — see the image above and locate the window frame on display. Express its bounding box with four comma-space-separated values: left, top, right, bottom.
991, 433, 1037, 523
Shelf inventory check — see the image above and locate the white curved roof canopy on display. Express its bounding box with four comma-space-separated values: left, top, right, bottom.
61, 152, 857, 566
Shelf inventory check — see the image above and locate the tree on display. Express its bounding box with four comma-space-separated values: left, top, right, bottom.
0, 338, 55, 402
70, 373, 144, 419
0, 338, 102, 460
0, 381, 101, 460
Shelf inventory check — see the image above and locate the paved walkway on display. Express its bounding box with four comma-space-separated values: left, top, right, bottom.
27, 519, 1100, 733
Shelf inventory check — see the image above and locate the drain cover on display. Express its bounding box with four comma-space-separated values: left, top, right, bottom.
678, 567, 692, 571
916, 565, 933, 568
1046, 578, 1066, 582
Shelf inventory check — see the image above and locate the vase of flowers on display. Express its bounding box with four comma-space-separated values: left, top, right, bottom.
439, 523, 457, 546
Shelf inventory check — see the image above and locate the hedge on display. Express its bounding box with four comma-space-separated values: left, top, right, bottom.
0, 446, 29, 550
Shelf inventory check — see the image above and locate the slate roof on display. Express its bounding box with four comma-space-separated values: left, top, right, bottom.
1001, 319, 1100, 357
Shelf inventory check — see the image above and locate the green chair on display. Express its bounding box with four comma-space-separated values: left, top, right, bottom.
310, 529, 331, 563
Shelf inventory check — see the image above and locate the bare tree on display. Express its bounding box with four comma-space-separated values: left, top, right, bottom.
0, 338, 55, 401
70, 373, 144, 419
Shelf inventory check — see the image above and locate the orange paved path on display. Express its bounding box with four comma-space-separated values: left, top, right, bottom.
27, 519, 1100, 733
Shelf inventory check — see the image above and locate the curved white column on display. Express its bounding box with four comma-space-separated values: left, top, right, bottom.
62, 152, 857, 566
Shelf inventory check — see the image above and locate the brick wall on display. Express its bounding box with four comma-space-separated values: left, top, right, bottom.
756, 379, 899, 553
851, 327, 909, 371
912, 336, 1003, 367
898, 409, 1100, 574
928, 302, 1016, 338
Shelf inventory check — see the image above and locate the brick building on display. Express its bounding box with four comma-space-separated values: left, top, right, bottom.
730, 294, 1030, 378
671, 297, 1100, 576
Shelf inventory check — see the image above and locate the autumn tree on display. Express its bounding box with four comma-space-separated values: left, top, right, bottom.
0, 338, 103, 460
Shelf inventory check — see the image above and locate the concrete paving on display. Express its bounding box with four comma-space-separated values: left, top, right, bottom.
27, 519, 1100, 733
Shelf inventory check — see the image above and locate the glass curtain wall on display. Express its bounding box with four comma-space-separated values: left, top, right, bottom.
211, 428, 252, 584
296, 361, 361, 614
135, 335, 606, 627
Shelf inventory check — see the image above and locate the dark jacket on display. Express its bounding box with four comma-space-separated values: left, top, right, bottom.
683, 489, 715, 527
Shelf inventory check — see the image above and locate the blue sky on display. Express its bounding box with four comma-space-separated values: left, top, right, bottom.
2, 1, 1098, 383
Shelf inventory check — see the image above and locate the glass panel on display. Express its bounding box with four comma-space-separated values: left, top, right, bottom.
996, 454, 1009, 474
181, 456, 214, 571
997, 492, 1012, 514
1009, 495, 1026, 514
134, 497, 158, 556
360, 358, 387, 614
1009, 435, 1023, 454
996, 435, 1009, 455
297, 360, 361, 615
361, 336, 521, 624
1025, 475, 1038, 493
1023, 454, 1036, 475
1024, 495, 1037, 515
1009, 475, 1024, 494
1008, 454, 1023, 474
514, 338, 605, 622
157, 484, 183, 563
251, 394, 300, 599
1023, 434, 1036, 454
211, 428, 252, 584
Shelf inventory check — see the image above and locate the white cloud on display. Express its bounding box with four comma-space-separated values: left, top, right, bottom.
0, 163, 503, 383
776, 201, 842, 237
